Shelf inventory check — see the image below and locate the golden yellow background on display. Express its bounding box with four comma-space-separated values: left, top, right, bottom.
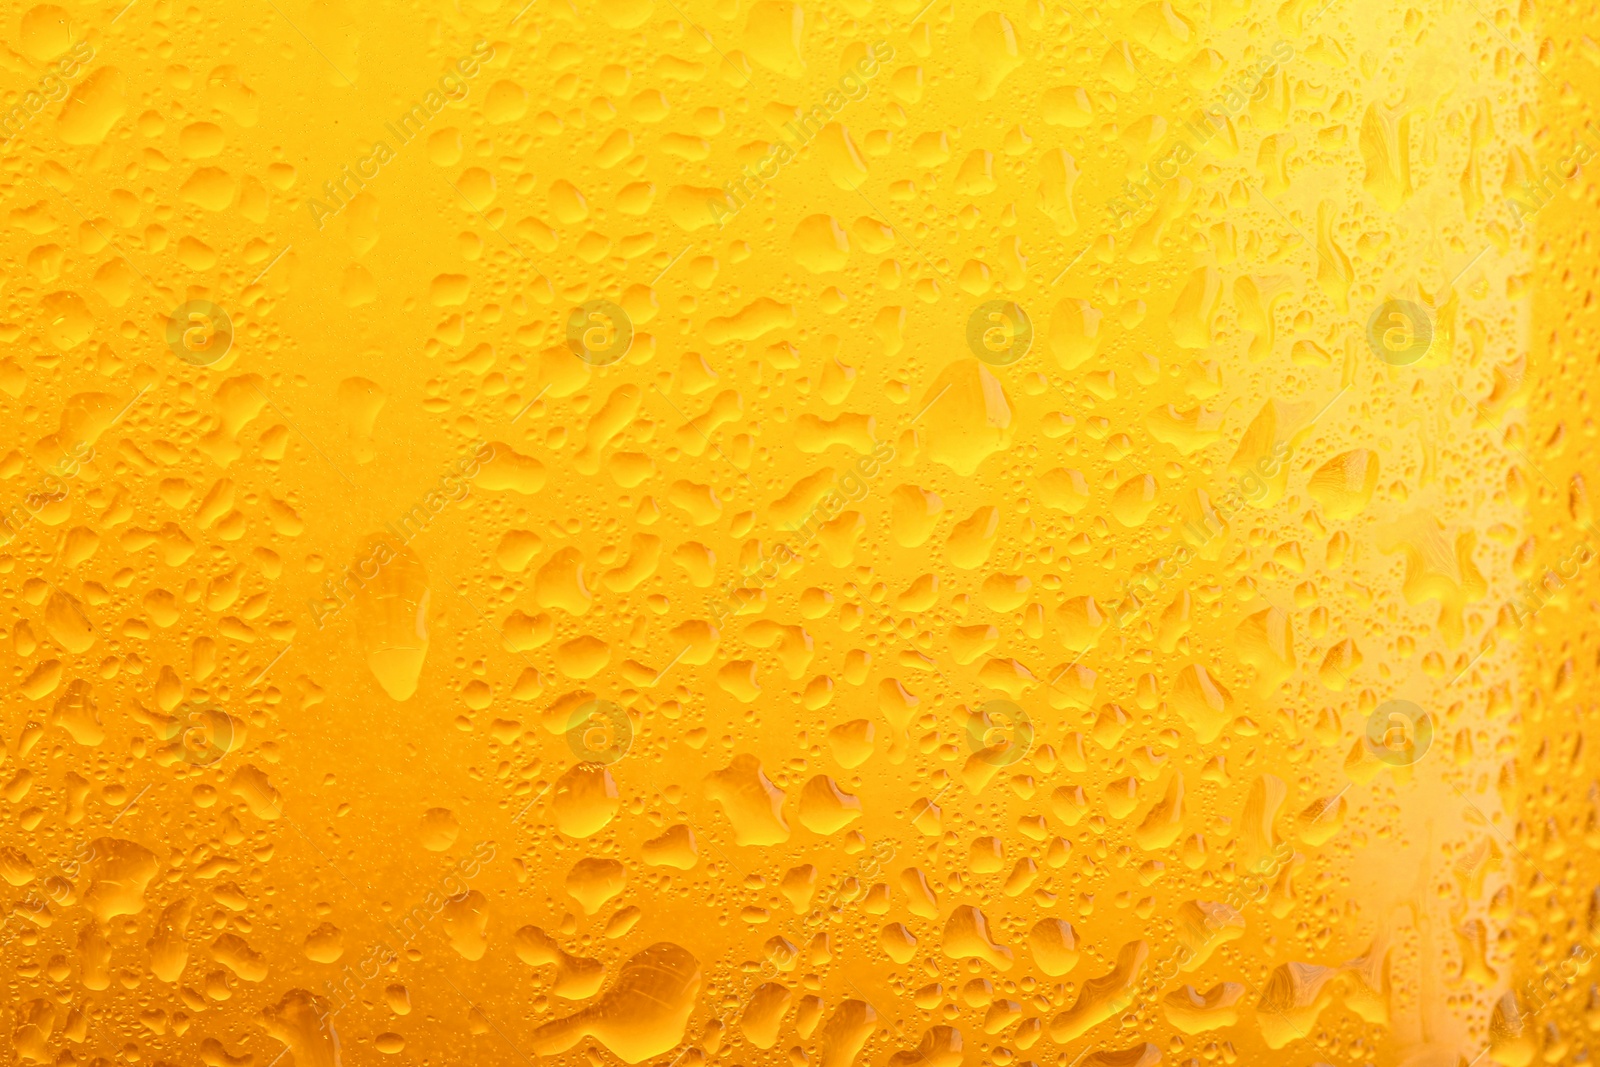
0, 0, 1591, 1065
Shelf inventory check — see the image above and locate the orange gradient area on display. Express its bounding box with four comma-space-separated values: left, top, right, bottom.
0, 1, 1591, 1067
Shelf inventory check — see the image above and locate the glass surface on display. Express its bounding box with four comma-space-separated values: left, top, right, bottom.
0, 3, 1590, 1067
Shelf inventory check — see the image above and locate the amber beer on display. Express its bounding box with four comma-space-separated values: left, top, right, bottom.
3, 1, 1592, 1067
